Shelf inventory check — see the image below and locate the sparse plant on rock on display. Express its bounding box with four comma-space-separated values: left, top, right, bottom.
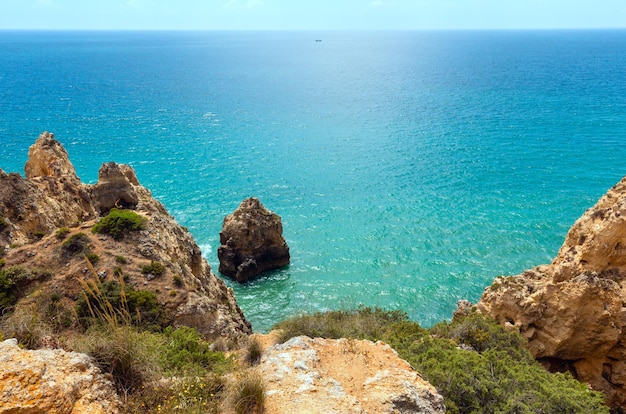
141, 261, 165, 278
55, 227, 70, 239
173, 274, 183, 287
61, 232, 91, 257
86, 253, 100, 265
92, 208, 146, 240
244, 337, 263, 366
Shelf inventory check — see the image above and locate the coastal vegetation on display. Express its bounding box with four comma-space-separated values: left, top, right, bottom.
92, 208, 146, 240
274, 307, 609, 413
70, 270, 264, 413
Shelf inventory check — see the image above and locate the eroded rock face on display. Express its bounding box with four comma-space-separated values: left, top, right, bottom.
0, 338, 120, 414
478, 176, 626, 409
218, 197, 290, 282
90, 162, 140, 213
258, 335, 445, 414
0, 132, 251, 340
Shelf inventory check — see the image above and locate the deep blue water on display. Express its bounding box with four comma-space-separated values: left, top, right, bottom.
1, 30, 626, 331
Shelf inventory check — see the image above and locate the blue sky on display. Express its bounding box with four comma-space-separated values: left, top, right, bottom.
1, 0, 625, 30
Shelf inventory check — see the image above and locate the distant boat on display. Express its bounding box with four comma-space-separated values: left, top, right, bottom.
315, 39, 322, 42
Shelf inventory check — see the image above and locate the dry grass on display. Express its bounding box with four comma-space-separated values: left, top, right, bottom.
226, 370, 266, 414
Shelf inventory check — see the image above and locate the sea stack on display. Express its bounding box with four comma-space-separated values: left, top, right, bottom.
218, 197, 290, 283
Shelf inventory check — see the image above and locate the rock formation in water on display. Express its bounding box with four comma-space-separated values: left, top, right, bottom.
478, 176, 626, 409
256, 335, 446, 414
0, 132, 251, 340
217, 197, 290, 282
0, 338, 121, 413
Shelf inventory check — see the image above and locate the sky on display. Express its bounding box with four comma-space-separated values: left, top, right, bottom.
0, 0, 625, 31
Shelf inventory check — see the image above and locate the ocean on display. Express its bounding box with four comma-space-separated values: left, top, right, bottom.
1, 30, 625, 331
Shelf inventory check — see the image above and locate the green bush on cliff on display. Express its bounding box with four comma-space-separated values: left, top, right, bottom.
274, 307, 609, 414
61, 232, 91, 256
0, 266, 51, 314
92, 208, 146, 240
159, 325, 231, 375
141, 261, 165, 277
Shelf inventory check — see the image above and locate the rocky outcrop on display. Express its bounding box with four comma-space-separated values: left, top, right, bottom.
218, 197, 290, 282
478, 176, 626, 408
90, 162, 140, 214
0, 338, 120, 413
258, 335, 445, 414
0, 132, 251, 340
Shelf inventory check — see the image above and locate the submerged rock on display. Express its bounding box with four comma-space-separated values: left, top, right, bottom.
218, 197, 290, 282
478, 176, 626, 409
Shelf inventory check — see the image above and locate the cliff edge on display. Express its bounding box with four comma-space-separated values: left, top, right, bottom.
0, 132, 251, 341
478, 176, 626, 408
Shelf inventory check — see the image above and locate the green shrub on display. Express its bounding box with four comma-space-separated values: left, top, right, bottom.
0, 259, 5, 268
274, 308, 609, 413
141, 261, 165, 277
159, 326, 231, 375
33, 230, 46, 239
61, 233, 91, 257
92, 208, 146, 240
55, 227, 70, 239
0, 266, 50, 314
0, 217, 8, 231
115, 255, 128, 264
274, 306, 408, 343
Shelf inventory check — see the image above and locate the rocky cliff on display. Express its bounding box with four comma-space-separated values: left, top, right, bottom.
478, 176, 626, 408
0, 132, 250, 340
254, 334, 446, 414
0, 338, 121, 414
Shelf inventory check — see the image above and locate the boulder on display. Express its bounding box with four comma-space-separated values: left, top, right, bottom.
218, 198, 290, 282
258, 335, 446, 414
0, 338, 120, 414
478, 176, 626, 409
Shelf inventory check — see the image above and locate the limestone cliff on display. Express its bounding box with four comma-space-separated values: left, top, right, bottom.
0, 132, 251, 340
218, 197, 290, 282
0, 338, 120, 413
478, 176, 626, 408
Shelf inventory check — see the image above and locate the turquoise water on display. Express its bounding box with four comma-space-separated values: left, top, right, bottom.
1, 30, 626, 331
